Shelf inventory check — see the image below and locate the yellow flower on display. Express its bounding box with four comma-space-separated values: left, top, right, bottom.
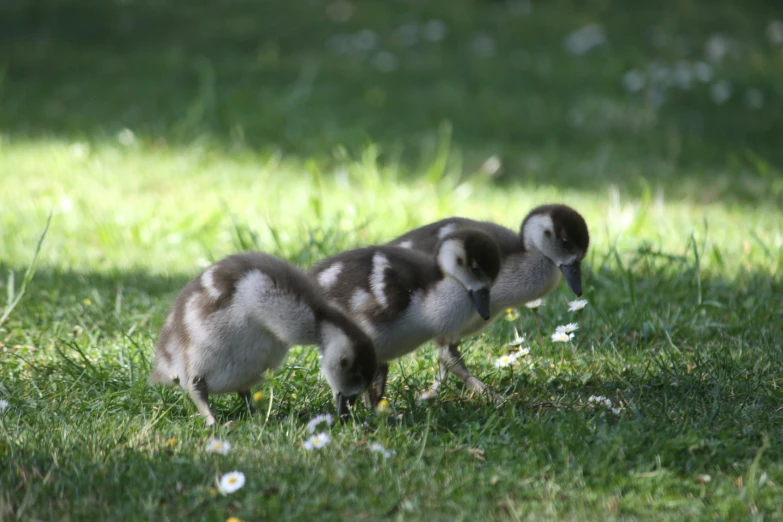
209, 488, 218, 498
504, 308, 520, 322
165, 438, 178, 448
83, 298, 92, 306
376, 399, 392, 415
226, 518, 242, 522
253, 391, 264, 402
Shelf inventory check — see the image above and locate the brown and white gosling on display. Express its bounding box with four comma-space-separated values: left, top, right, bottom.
308, 229, 502, 407
388, 203, 590, 399
150, 252, 377, 425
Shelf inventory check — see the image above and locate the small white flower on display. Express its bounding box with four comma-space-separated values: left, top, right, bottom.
117, 128, 135, 146
422, 20, 447, 42
218, 471, 246, 494
472, 33, 496, 58
507, 335, 526, 347
767, 21, 783, 46
710, 81, 732, 105
673, 62, 693, 89
568, 299, 589, 312
587, 395, 621, 415
304, 432, 331, 450
371, 51, 397, 72
622, 70, 646, 93
0, 399, 8, 413
510, 347, 531, 360
551, 331, 574, 342
306, 413, 334, 434
370, 443, 394, 459
556, 323, 579, 334
564, 24, 606, 56
352, 30, 378, 52
494, 355, 514, 368
205, 438, 231, 456
325, 0, 354, 23
68, 143, 89, 159
706, 34, 729, 62
524, 298, 544, 309
693, 62, 713, 82
417, 389, 437, 401
588, 395, 613, 408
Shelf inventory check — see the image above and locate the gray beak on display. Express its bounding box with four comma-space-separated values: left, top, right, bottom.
336, 392, 358, 419
469, 287, 491, 320
559, 261, 583, 297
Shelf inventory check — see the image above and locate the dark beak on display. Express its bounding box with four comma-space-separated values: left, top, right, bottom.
559, 261, 583, 297
469, 287, 491, 320
336, 392, 358, 419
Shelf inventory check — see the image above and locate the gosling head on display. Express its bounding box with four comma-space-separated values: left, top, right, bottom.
521, 204, 590, 296
318, 318, 377, 416
436, 229, 502, 320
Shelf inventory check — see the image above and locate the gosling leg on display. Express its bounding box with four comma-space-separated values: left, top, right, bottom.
189, 376, 217, 426
434, 342, 497, 399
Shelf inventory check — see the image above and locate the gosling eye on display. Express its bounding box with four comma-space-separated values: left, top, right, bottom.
470, 261, 482, 277
561, 237, 569, 246
456, 257, 464, 266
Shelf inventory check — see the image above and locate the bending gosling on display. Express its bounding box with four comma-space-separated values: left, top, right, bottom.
309, 229, 502, 407
389, 203, 590, 398
150, 252, 377, 426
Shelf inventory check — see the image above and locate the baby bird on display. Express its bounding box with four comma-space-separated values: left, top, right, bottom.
389, 203, 590, 398
150, 252, 377, 426
309, 229, 502, 407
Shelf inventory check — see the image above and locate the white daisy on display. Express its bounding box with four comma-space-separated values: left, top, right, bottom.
524, 298, 544, 309
306, 413, 334, 434
218, 471, 246, 494
370, 443, 394, 459
588, 395, 613, 408
494, 355, 514, 368
510, 347, 531, 360
504, 308, 520, 321
507, 335, 526, 347
622, 70, 646, 93
417, 389, 437, 401
551, 331, 574, 342
0, 400, 8, 413
205, 438, 231, 456
303, 432, 331, 450
709, 81, 732, 105
555, 323, 579, 334
568, 299, 589, 312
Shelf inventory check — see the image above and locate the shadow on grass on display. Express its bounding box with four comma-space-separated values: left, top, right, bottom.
2, 259, 783, 519
1, 0, 782, 202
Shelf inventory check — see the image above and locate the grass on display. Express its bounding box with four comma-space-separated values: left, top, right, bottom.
2, 0, 783, 520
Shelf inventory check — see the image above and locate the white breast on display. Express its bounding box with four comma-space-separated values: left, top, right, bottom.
364, 278, 478, 362
449, 251, 562, 340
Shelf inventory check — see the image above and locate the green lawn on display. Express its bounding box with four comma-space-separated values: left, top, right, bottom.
2, 1, 783, 520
